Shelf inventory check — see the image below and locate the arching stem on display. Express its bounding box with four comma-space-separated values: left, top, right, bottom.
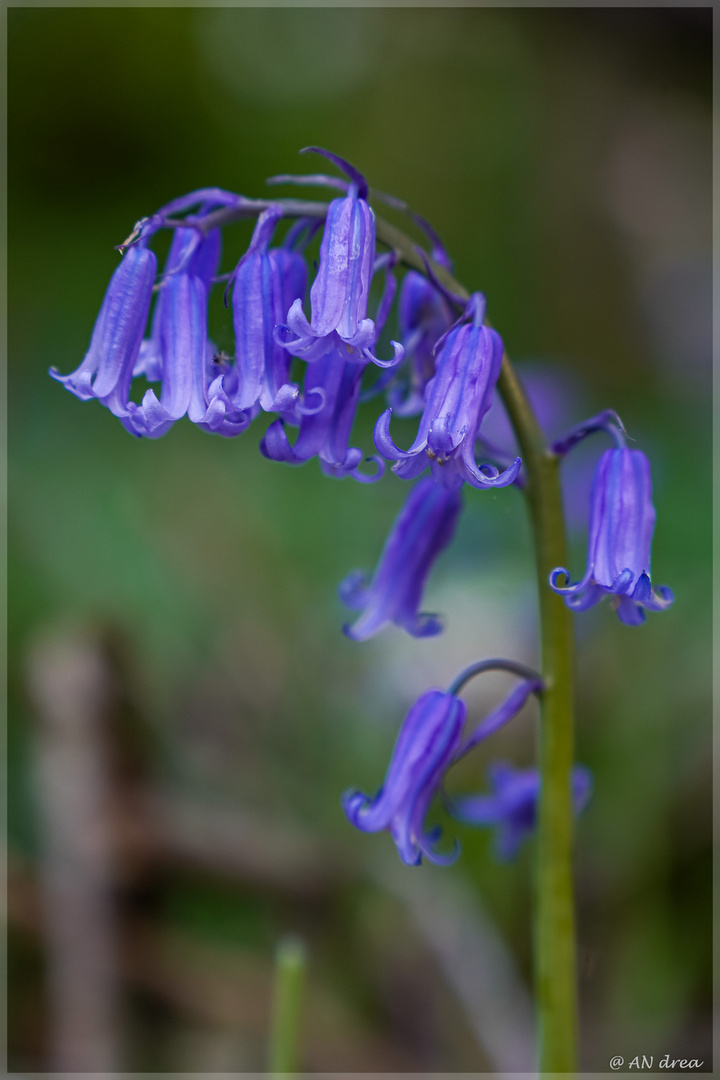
153, 194, 578, 1072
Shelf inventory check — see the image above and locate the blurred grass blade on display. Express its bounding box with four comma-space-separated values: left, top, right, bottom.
268, 934, 307, 1074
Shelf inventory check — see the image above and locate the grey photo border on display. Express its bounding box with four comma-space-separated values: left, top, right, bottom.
3, 2, 715, 1078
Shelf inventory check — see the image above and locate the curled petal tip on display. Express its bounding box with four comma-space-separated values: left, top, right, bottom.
549, 567, 573, 593
341, 788, 371, 826
423, 837, 461, 867
296, 386, 326, 416
351, 455, 386, 484
654, 585, 675, 607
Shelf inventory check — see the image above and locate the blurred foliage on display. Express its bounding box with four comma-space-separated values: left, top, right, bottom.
8, 7, 711, 1072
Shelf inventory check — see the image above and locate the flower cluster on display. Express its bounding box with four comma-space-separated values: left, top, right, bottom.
52, 152, 406, 461
53, 148, 525, 631
54, 149, 674, 869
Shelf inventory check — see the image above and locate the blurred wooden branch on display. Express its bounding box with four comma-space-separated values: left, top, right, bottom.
27, 626, 121, 1072
19, 621, 534, 1072
125, 789, 342, 897
8, 854, 414, 1072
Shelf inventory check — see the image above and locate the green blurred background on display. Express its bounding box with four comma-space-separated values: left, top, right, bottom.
8, 7, 712, 1073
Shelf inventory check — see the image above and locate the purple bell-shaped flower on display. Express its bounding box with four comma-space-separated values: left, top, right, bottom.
343, 689, 466, 866
343, 660, 547, 866
550, 446, 674, 625
50, 242, 157, 420
273, 148, 403, 369
126, 220, 251, 439
340, 476, 462, 640
52, 186, 263, 439
230, 205, 308, 415
374, 293, 521, 490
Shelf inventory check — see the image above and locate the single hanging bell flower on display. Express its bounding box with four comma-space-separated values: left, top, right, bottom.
343, 662, 548, 866
289, 148, 374, 344
549, 447, 674, 625
230, 205, 308, 415
274, 148, 403, 369
343, 689, 466, 866
50, 242, 157, 419
374, 293, 521, 490
340, 475, 463, 640
126, 216, 252, 439
264, 242, 309, 412
133, 221, 220, 384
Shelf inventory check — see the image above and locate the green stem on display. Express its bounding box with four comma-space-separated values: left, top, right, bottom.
268, 935, 307, 1074
161, 196, 578, 1070
497, 359, 577, 1073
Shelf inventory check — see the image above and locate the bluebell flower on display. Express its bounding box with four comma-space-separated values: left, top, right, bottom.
374, 293, 521, 489
133, 222, 220, 384
340, 476, 462, 640
273, 148, 404, 369
550, 447, 674, 625
449, 762, 592, 860
343, 690, 466, 866
343, 664, 546, 865
230, 205, 308, 415
260, 345, 382, 482
125, 221, 253, 439
50, 243, 157, 420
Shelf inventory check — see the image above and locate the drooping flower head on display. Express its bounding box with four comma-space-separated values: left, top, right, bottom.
343, 660, 546, 866
550, 446, 674, 625
272, 148, 404, 369
374, 293, 521, 490
340, 475, 462, 640
343, 690, 466, 866
133, 217, 220, 383
230, 205, 308, 415
51, 192, 256, 439
449, 762, 592, 860
126, 213, 253, 439
50, 240, 157, 420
